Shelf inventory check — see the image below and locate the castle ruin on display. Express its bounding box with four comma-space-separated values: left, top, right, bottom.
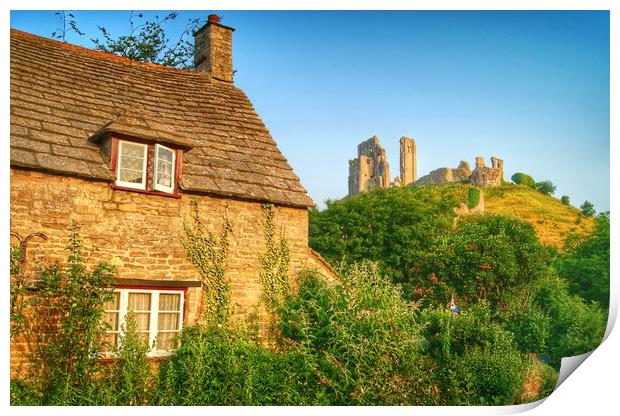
347, 135, 503, 197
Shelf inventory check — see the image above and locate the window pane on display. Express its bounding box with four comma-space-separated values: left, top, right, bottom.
158, 313, 180, 331
157, 172, 172, 187
133, 312, 151, 331
128, 293, 151, 312
118, 142, 145, 185
104, 292, 120, 311
155, 146, 174, 189
104, 311, 119, 331
156, 332, 178, 350
121, 142, 146, 158
157, 146, 173, 163
159, 293, 180, 311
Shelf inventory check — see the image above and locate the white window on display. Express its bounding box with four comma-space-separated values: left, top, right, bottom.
116, 141, 148, 189
103, 288, 184, 357
154, 144, 176, 193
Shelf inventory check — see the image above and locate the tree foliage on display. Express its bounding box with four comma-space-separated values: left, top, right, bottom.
91, 12, 202, 69
536, 180, 556, 195
560, 195, 570, 205
580, 200, 596, 217
511, 172, 536, 188
412, 215, 550, 306
310, 186, 458, 283
555, 212, 610, 307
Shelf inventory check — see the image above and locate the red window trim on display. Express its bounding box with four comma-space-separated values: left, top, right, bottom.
111, 136, 183, 198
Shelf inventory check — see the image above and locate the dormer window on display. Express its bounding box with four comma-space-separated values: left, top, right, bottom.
110, 139, 182, 196
88, 113, 193, 198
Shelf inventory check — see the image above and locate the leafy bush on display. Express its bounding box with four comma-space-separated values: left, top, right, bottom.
412, 215, 550, 306
11, 223, 116, 405
511, 172, 536, 188
531, 273, 607, 368
98, 312, 155, 405
561, 195, 570, 205
580, 200, 596, 217
154, 326, 330, 405
279, 265, 440, 405
467, 187, 481, 209
420, 303, 527, 405
536, 180, 556, 195
556, 212, 610, 307
310, 186, 459, 283
512, 174, 535, 189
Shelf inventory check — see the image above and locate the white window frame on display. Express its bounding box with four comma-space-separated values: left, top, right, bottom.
153, 144, 176, 193
116, 140, 148, 190
105, 288, 185, 358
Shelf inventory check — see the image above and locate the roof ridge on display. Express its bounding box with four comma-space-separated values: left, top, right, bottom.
10, 28, 202, 75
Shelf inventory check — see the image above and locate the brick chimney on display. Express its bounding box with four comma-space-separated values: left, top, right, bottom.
193, 14, 235, 83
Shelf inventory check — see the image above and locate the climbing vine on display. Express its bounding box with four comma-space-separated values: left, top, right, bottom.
182, 199, 232, 327
258, 204, 291, 312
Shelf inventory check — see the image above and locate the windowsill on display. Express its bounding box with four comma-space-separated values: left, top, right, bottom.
111, 184, 182, 199
100, 352, 174, 364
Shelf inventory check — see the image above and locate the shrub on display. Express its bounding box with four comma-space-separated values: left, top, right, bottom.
154, 326, 330, 405
412, 215, 550, 306
511, 172, 536, 188
536, 180, 556, 195
420, 303, 528, 405
98, 312, 155, 405
309, 186, 459, 283
556, 212, 610, 308
561, 195, 570, 205
10, 223, 116, 405
580, 200, 595, 217
531, 273, 607, 368
467, 187, 481, 209
279, 265, 440, 405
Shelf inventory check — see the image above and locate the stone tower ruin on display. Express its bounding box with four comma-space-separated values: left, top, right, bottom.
399, 136, 417, 186
348, 135, 391, 196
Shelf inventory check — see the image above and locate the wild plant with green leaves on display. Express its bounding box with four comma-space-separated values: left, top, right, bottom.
98, 312, 154, 405
182, 199, 232, 326
258, 204, 291, 312
11, 222, 116, 404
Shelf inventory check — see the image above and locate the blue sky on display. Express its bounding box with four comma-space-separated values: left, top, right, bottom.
10, 10, 610, 211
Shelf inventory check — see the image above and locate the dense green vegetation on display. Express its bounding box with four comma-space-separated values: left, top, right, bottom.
310, 186, 459, 282
580, 200, 596, 217
11, 185, 608, 406
536, 180, 556, 196
555, 212, 610, 308
511, 172, 536, 188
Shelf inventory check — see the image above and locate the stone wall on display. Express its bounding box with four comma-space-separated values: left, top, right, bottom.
415, 161, 472, 186
10, 167, 321, 368
470, 157, 504, 187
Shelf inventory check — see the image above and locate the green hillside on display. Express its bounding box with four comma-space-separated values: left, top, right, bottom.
483, 184, 595, 249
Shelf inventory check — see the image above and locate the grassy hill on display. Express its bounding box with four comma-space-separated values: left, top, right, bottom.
483, 184, 594, 249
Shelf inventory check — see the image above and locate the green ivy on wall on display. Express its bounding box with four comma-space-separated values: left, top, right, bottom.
258, 204, 290, 313
182, 199, 232, 327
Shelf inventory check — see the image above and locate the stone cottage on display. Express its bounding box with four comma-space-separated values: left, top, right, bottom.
10, 16, 331, 366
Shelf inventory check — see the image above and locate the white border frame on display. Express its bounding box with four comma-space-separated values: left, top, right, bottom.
153, 143, 176, 193
116, 140, 148, 190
